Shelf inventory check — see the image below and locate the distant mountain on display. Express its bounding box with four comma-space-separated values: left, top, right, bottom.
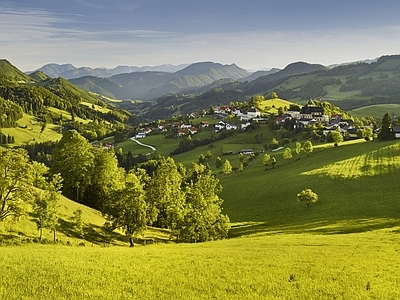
240, 68, 281, 82
31, 63, 189, 79
70, 62, 252, 100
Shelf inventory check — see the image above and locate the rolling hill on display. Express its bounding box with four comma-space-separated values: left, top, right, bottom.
0, 59, 141, 145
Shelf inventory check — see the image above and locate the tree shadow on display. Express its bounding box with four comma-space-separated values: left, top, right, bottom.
57, 218, 128, 246
229, 218, 400, 238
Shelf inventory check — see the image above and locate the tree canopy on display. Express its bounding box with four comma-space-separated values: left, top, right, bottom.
297, 189, 318, 207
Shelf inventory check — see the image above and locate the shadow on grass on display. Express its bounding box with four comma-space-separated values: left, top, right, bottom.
57, 218, 128, 246
229, 218, 400, 238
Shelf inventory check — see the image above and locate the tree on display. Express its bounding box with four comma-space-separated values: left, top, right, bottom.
142, 157, 185, 230
222, 159, 232, 176
0, 147, 34, 222
271, 157, 277, 168
215, 156, 223, 169
33, 190, 59, 241
283, 148, 292, 161
295, 142, 302, 156
51, 130, 95, 203
330, 128, 343, 146
297, 188, 318, 207
303, 140, 313, 155
262, 153, 271, 167
271, 91, 279, 99
103, 170, 147, 247
270, 138, 279, 150
205, 150, 213, 160
32, 173, 62, 241
179, 163, 230, 243
198, 154, 206, 165
72, 208, 84, 238
84, 148, 125, 210
379, 112, 395, 140
363, 127, 374, 141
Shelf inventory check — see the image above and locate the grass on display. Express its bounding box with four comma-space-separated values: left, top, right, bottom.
219, 139, 400, 236
0, 229, 399, 299
80, 101, 111, 114
349, 104, 400, 119
1, 113, 62, 145
259, 98, 294, 114
1, 120, 400, 299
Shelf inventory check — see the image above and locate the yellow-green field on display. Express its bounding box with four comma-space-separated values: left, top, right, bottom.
258, 98, 295, 114
1, 114, 62, 145
0, 229, 399, 299
303, 142, 400, 179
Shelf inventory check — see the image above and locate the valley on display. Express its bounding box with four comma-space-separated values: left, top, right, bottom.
1, 55, 400, 299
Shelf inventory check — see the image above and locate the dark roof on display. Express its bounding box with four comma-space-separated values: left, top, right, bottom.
300, 105, 324, 114
392, 126, 400, 133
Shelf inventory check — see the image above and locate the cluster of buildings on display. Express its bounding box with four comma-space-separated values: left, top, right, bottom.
274, 101, 368, 139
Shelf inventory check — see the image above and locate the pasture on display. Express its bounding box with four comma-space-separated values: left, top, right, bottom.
0, 230, 399, 299
1, 113, 62, 145
349, 104, 400, 119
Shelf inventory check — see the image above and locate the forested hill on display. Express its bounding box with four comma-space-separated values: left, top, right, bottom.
0, 59, 141, 143
137, 55, 400, 120
69, 62, 251, 100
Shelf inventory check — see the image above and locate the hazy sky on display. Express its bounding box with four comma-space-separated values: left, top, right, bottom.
2, 0, 400, 71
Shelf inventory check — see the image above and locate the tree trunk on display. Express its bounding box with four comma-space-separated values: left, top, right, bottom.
129, 236, 134, 247
39, 228, 42, 241
53, 229, 57, 243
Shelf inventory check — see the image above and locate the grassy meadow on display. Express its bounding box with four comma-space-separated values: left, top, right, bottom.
0, 230, 399, 299
1, 113, 62, 145
1, 120, 400, 299
349, 104, 400, 119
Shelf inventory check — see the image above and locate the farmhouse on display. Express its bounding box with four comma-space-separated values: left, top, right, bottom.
135, 132, 146, 139
237, 149, 254, 154
392, 126, 400, 138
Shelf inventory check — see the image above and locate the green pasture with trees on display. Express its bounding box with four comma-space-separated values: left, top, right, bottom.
1, 63, 400, 298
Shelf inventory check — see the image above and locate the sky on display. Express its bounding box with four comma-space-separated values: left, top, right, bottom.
2, 0, 400, 71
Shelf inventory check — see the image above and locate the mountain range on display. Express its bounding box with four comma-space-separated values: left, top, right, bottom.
30, 63, 190, 79
68, 62, 255, 100
4, 54, 400, 122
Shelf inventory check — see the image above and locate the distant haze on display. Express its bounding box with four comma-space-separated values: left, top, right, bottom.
1, 1, 400, 70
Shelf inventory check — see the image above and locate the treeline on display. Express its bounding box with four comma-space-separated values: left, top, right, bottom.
278, 78, 341, 100
49, 130, 230, 245
0, 96, 23, 127
0, 132, 15, 144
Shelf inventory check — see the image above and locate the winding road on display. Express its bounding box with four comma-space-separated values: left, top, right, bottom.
130, 137, 156, 153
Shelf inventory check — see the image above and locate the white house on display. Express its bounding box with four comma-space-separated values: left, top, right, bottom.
135, 132, 146, 139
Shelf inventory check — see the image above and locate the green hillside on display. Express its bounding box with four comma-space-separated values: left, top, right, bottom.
109, 126, 400, 236
349, 104, 400, 118
0, 59, 140, 146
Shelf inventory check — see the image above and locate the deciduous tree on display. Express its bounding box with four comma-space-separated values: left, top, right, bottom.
179, 163, 230, 242
283, 148, 292, 161
303, 140, 313, 155
0, 147, 34, 222
51, 130, 95, 203
222, 159, 232, 176
103, 170, 147, 247
263, 153, 271, 167
297, 188, 318, 207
